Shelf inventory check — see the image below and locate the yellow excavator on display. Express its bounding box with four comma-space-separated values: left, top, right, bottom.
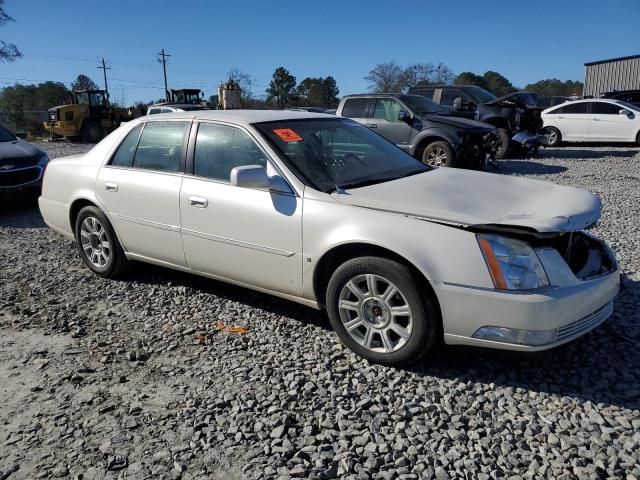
43, 90, 134, 143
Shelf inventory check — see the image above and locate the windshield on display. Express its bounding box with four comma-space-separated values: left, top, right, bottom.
0, 124, 17, 142
254, 118, 430, 192
467, 86, 496, 103
614, 100, 640, 112
400, 95, 445, 114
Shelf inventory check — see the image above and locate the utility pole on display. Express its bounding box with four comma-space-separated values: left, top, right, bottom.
97, 57, 111, 95
157, 48, 170, 102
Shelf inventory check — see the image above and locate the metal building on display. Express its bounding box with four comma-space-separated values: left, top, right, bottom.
584, 54, 640, 97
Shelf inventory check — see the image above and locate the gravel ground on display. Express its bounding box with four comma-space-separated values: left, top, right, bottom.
1, 142, 639, 480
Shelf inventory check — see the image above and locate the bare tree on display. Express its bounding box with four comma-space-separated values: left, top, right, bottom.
227, 68, 254, 104
364, 61, 404, 93
0, 0, 21, 63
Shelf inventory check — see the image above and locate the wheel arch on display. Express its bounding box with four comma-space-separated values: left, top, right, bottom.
482, 116, 510, 131
412, 133, 453, 158
312, 242, 441, 313
69, 198, 99, 234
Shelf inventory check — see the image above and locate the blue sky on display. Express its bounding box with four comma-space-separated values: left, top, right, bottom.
2, 0, 639, 104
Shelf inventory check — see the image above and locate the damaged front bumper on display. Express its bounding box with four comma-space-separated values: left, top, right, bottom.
438, 232, 620, 351
512, 131, 546, 151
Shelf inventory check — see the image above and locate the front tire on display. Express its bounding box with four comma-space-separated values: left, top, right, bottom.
421, 141, 456, 167
495, 128, 511, 158
326, 257, 440, 366
81, 121, 104, 143
75, 206, 128, 278
545, 127, 562, 147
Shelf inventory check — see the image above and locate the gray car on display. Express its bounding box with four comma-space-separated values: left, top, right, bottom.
336, 94, 498, 169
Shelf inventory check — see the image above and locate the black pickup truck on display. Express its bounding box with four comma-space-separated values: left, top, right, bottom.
409, 84, 543, 158
336, 93, 498, 169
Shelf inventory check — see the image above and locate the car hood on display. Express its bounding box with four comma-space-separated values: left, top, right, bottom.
484, 91, 538, 108
421, 114, 495, 132
331, 168, 600, 233
0, 139, 44, 167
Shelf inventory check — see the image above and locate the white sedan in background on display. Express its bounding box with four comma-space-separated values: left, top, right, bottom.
39, 111, 619, 365
542, 98, 640, 146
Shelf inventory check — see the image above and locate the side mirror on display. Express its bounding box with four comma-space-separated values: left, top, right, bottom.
397, 109, 412, 122
453, 97, 463, 110
619, 109, 632, 116
230, 165, 292, 193
15, 132, 27, 140
231, 165, 270, 189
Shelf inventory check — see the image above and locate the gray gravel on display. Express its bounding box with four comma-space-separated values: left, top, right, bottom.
1, 142, 639, 479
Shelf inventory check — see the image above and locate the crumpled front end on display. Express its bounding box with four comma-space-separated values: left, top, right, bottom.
438, 228, 619, 351
456, 131, 500, 170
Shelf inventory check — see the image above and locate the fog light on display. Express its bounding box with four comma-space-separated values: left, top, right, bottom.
472, 326, 557, 346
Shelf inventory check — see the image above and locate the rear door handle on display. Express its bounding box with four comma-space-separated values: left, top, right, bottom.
188, 196, 208, 208
105, 182, 118, 192
592, 118, 600, 121
366, 123, 377, 128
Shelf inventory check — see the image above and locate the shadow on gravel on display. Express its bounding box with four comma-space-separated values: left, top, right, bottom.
0, 193, 46, 228
123, 259, 639, 410
498, 161, 568, 175
414, 274, 640, 411
126, 262, 331, 331
540, 148, 639, 160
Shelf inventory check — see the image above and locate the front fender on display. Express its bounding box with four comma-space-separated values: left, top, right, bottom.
301, 194, 493, 302
411, 128, 460, 155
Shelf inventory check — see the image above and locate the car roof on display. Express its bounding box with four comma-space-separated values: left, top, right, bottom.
136, 109, 336, 125
541, 98, 627, 113
342, 93, 402, 99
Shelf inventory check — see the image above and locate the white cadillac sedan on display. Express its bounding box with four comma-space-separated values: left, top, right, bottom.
542, 98, 640, 146
39, 111, 619, 365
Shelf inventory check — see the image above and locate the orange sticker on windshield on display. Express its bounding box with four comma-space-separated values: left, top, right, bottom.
273, 128, 302, 142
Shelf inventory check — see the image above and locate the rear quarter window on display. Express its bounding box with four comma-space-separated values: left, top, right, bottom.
110, 125, 142, 167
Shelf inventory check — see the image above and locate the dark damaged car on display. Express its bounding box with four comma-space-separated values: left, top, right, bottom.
336, 94, 498, 169
409, 84, 544, 158
0, 124, 50, 195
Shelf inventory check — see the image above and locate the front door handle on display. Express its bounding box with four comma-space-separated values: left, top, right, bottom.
105, 182, 118, 192
366, 123, 377, 128
592, 118, 600, 121
188, 196, 208, 208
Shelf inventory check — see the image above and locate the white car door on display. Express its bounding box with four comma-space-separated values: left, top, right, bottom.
95, 121, 189, 266
547, 102, 590, 141
179, 122, 303, 296
589, 101, 635, 141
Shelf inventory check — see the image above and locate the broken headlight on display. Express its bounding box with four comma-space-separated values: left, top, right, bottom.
477, 234, 549, 290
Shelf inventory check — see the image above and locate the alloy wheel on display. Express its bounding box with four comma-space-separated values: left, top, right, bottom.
80, 216, 111, 268
338, 274, 413, 353
425, 146, 448, 166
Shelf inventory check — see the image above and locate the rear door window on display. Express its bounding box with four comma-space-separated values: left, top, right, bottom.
341, 98, 370, 118
133, 121, 189, 173
551, 103, 588, 114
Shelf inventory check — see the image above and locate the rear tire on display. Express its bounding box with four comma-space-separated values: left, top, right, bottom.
75, 206, 128, 278
636, 130, 640, 147
420, 141, 456, 167
326, 256, 440, 366
545, 127, 562, 147
81, 121, 104, 143
495, 128, 511, 158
